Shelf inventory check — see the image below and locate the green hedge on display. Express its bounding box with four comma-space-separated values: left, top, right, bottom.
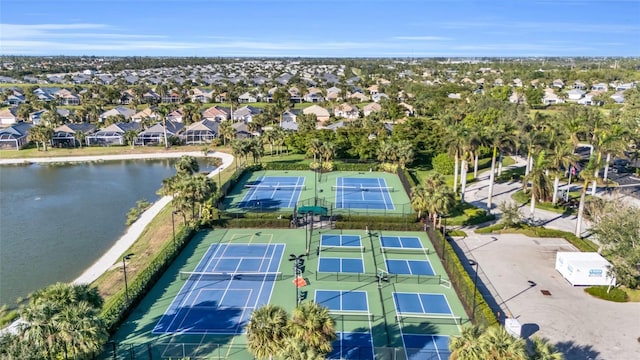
585, 286, 628, 302
221, 218, 292, 228
100, 225, 196, 333
261, 160, 375, 172
333, 214, 413, 223
429, 229, 498, 328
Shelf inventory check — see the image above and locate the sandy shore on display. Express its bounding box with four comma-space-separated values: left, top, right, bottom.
0, 151, 233, 335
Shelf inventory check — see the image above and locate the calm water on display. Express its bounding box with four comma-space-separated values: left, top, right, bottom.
0, 158, 216, 306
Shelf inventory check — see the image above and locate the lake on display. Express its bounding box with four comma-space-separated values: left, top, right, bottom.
0, 158, 217, 306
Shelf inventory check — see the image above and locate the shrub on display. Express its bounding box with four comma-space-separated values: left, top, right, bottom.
378, 162, 398, 173
321, 161, 334, 172
585, 286, 628, 302
447, 229, 467, 237
431, 153, 455, 175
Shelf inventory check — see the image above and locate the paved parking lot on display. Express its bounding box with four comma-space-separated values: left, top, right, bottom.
454, 233, 640, 360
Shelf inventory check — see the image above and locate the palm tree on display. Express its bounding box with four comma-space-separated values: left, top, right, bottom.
320, 142, 336, 163
20, 302, 59, 360
410, 184, 428, 220
245, 305, 289, 360
175, 155, 200, 176
575, 159, 597, 237
123, 130, 138, 149
395, 140, 415, 169
307, 138, 323, 164
56, 302, 107, 359
524, 151, 553, 217
288, 302, 336, 356
486, 121, 516, 211
262, 129, 276, 155
598, 122, 630, 182
528, 337, 564, 360
480, 325, 528, 360
219, 120, 235, 146
73, 131, 86, 149
548, 142, 580, 205
422, 173, 455, 226
449, 325, 483, 360
376, 140, 395, 164
445, 123, 465, 194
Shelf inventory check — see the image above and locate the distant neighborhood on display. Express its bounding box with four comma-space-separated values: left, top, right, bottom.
0, 57, 638, 150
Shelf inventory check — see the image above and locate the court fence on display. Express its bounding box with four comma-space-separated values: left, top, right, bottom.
426, 227, 499, 329
102, 341, 446, 360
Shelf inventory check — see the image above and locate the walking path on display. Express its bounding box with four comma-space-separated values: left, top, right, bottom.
463, 156, 639, 235
0, 150, 234, 335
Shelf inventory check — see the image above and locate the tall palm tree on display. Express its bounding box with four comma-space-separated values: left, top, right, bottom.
123, 130, 138, 149
445, 123, 465, 194
449, 325, 483, 360
219, 120, 235, 146
422, 173, 455, 226
20, 302, 59, 360
528, 336, 564, 360
598, 122, 630, 182
307, 138, 323, 163
175, 155, 200, 176
548, 142, 580, 205
486, 121, 516, 210
575, 159, 597, 237
262, 129, 276, 155
56, 302, 107, 359
410, 184, 428, 220
245, 305, 289, 360
524, 151, 553, 217
320, 142, 336, 163
376, 140, 395, 164
288, 302, 336, 356
395, 140, 415, 169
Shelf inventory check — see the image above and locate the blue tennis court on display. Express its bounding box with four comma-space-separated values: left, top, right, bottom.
320, 234, 362, 247
239, 176, 305, 209
386, 259, 435, 276
318, 258, 365, 273
403, 334, 451, 360
393, 292, 453, 316
334, 177, 394, 210
315, 290, 369, 312
380, 236, 423, 249
152, 243, 284, 334
328, 332, 375, 360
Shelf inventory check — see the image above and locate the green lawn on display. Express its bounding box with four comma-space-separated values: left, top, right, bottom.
411, 156, 516, 187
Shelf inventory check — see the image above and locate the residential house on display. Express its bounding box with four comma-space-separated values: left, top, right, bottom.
56, 89, 80, 105
399, 102, 415, 116
119, 90, 135, 105
372, 93, 390, 103
86, 122, 140, 146
167, 109, 183, 123
0, 107, 19, 125
325, 87, 342, 101
201, 106, 230, 121
33, 88, 56, 102
303, 91, 324, 103
99, 106, 136, 122
573, 81, 587, 90
302, 105, 330, 123
280, 120, 298, 132
52, 123, 96, 147
319, 121, 346, 131
183, 119, 219, 145
551, 79, 565, 89
135, 120, 184, 146
591, 83, 608, 92
281, 110, 298, 123
143, 90, 161, 103
333, 103, 359, 119
5, 92, 25, 106
567, 89, 586, 101
363, 102, 382, 117
448, 93, 462, 100
190, 88, 214, 103
542, 89, 564, 105
577, 93, 602, 106
161, 90, 181, 103
232, 121, 254, 139
610, 91, 625, 104
509, 91, 526, 104
614, 83, 635, 91
131, 107, 161, 123
513, 78, 523, 87
348, 92, 369, 103
215, 92, 227, 103
238, 92, 258, 103
0, 122, 32, 150
232, 105, 262, 122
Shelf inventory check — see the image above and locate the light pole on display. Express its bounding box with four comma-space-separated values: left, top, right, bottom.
171, 210, 180, 248
289, 254, 305, 306
468, 259, 479, 322
122, 253, 134, 303
314, 169, 318, 206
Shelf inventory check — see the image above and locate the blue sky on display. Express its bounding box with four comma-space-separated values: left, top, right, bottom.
1, 0, 639, 57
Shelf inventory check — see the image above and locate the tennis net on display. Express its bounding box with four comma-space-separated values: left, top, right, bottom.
318, 245, 365, 253
329, 311, 376, 322
381, 246, 430, 255
396, 313, 462, 326
179, 271, 283, 281
331, 185, 395, 192
245, 184, 306, 191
